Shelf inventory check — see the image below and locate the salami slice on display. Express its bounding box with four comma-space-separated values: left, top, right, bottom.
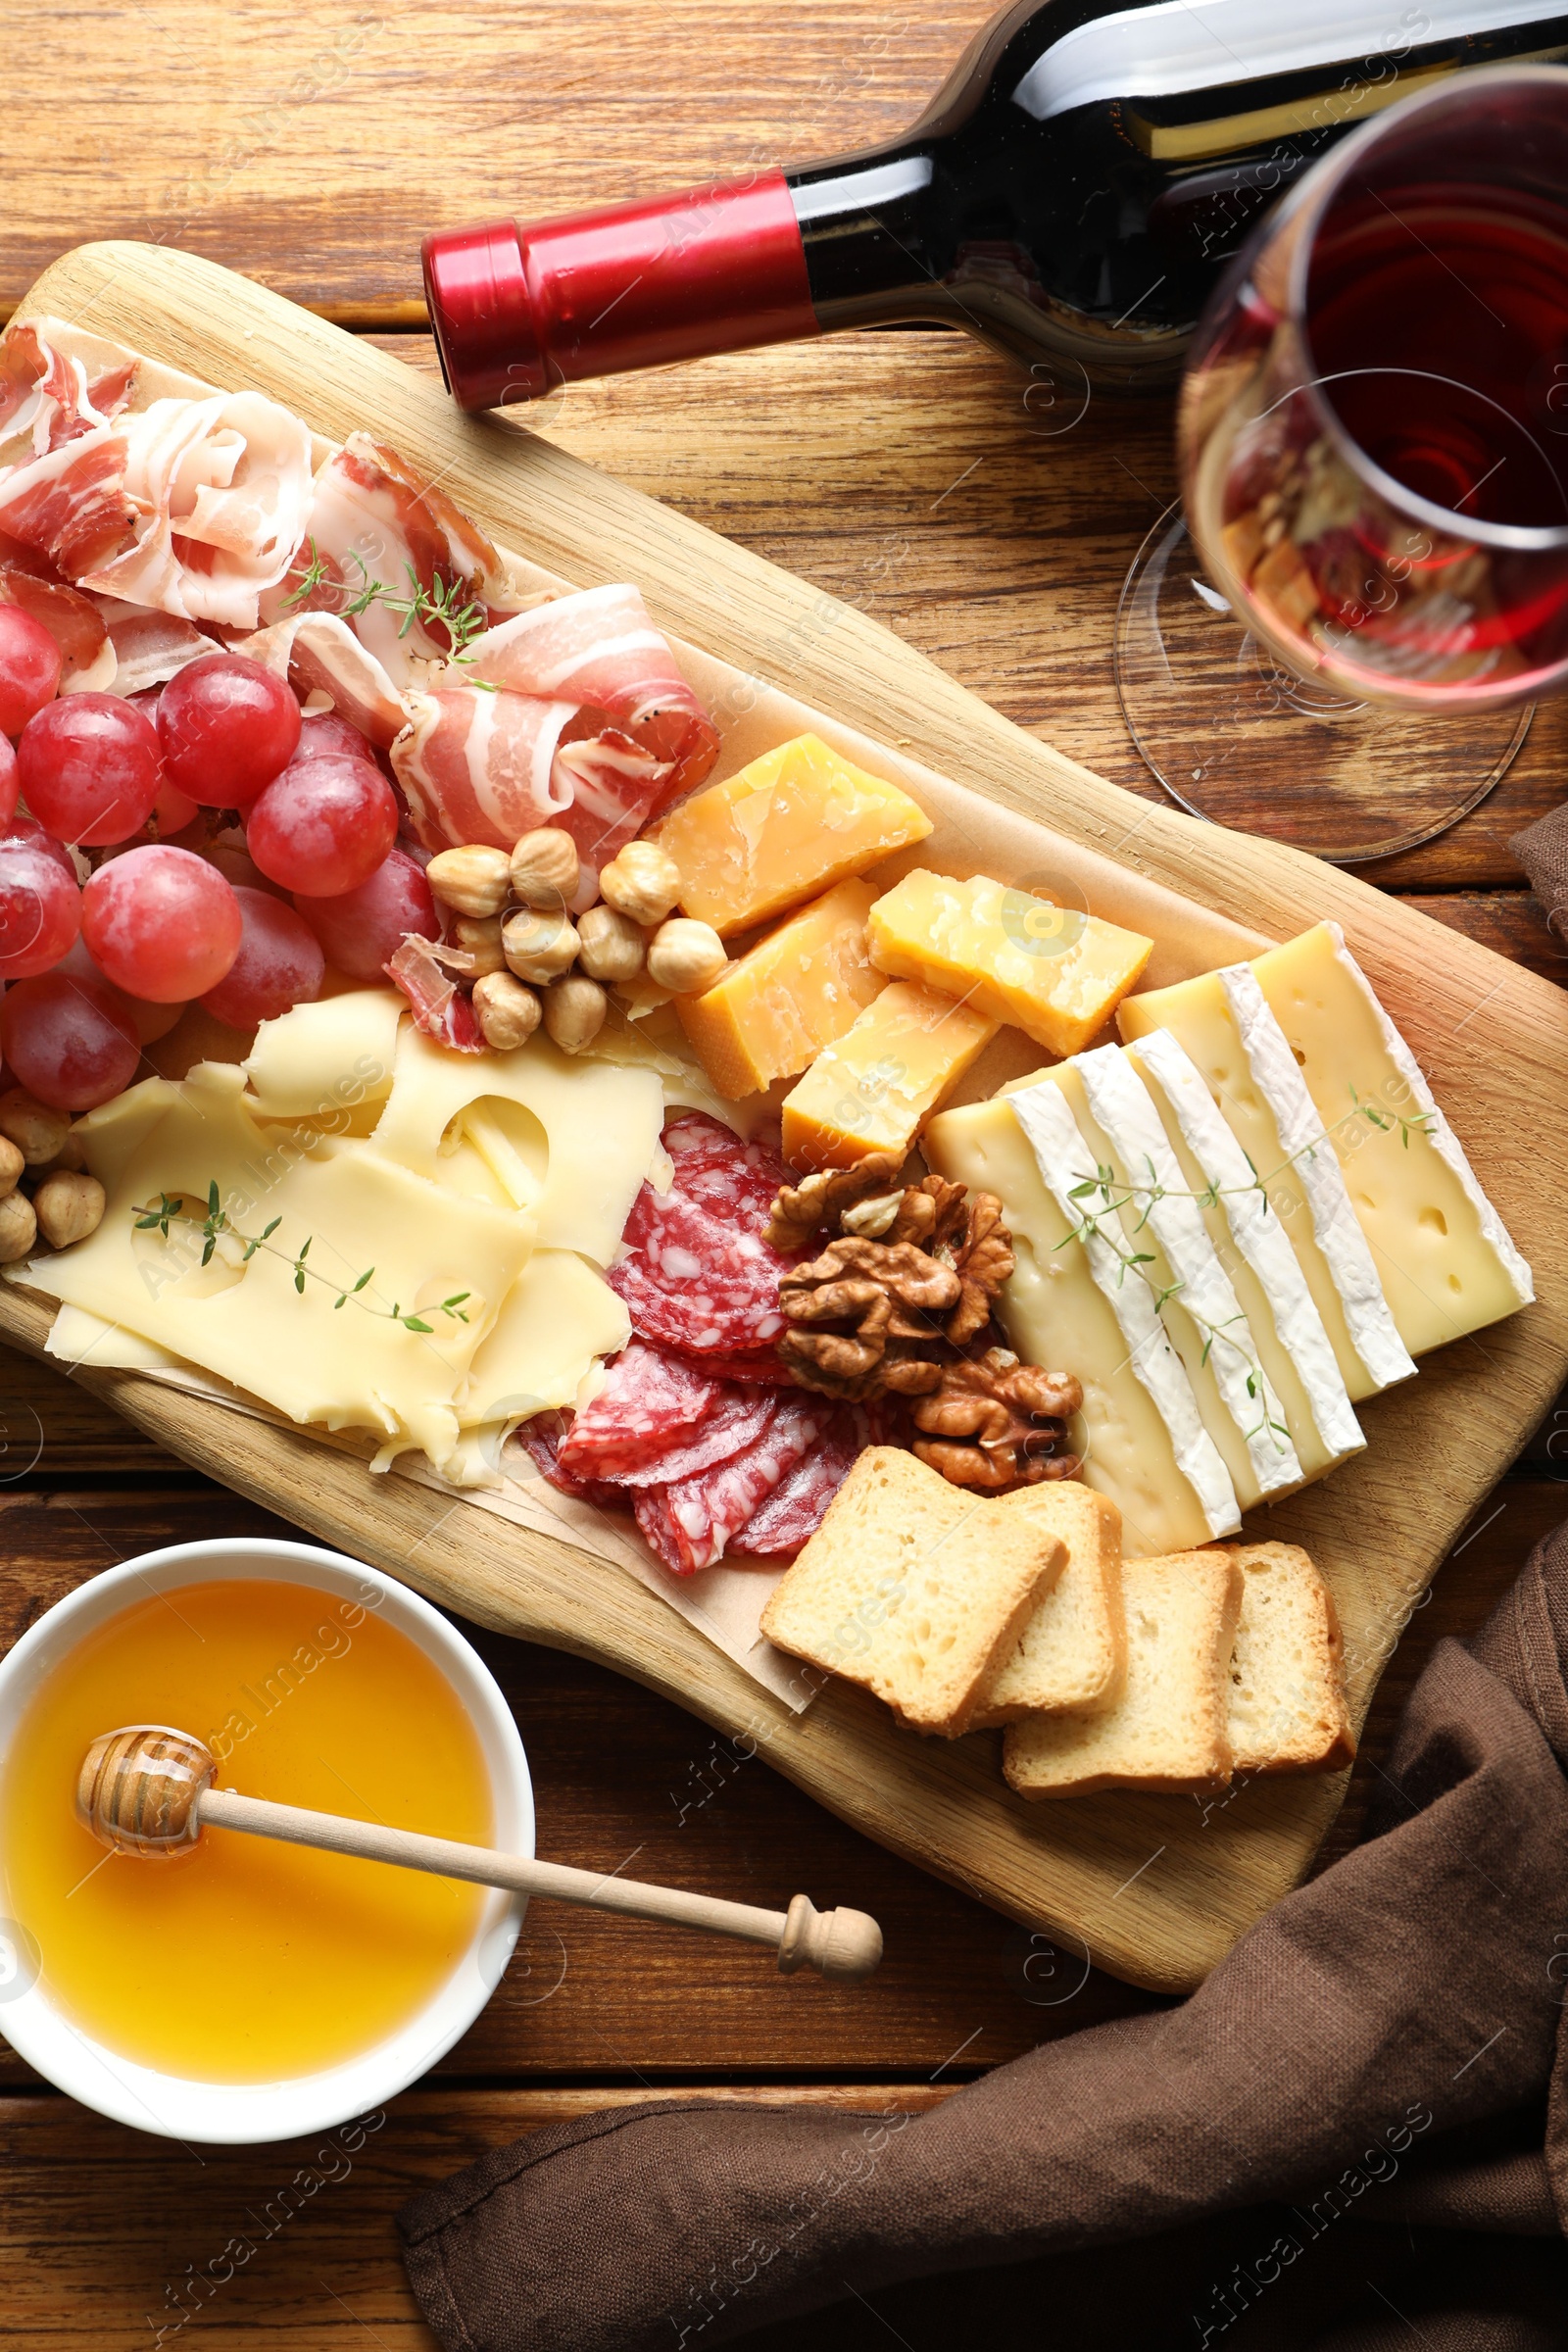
664, 1345, 798, 1388
600, 1391, 778, 1490
633, 1393, 832, 1576
519, 1415, 627, 1512
556, 1339, 722, 1483
727, 1406, 864, 1557
609, 1112, 798, 1353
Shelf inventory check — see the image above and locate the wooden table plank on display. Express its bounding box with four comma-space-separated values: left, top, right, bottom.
0, 0, 999, 319
0, 2083, 952, 2351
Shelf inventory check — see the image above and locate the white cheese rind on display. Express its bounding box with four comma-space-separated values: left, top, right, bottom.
1008, 1080, 1240, 1541
1073, 1044, 1300, 1498
1220, 964, 1416, 1395
1322, 923, 1533, 1305
1129, 1027, 1364, 1463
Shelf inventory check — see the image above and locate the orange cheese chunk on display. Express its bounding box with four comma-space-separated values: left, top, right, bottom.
780, 981, 999, 1171
654, 734, 933, 937
867, 869, 1153, 1055
676, 879, 886, 1101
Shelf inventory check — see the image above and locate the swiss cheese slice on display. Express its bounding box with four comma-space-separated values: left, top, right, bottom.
459, 1249, 631, 1429
1118, 965, 1415, 1399
1126, 1029, 1364, 1478
1070, 1045, 1302, 1505
15, 1061, 531, 1473
924, 1091, 1240, 1557
243, 989, 404, 1123
369, 1025, 665, 1267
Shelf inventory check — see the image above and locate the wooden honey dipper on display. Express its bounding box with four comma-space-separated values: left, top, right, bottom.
76, 1726, 883, 1982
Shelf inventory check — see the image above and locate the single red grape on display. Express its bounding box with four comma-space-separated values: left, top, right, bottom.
295, 711, 379, 765
49, 933, 184, 1044
245, 755, 398, 896
157, 653, 302, 807
0, 604, 63, 736
0, 841, 81, 978
1, 970, 139, 1111
0, 735, 18, 828
200, 887, 325, 1028
82, 844, 242, 1002
293, 847, 438, 983
0, 813, 76, 880
17, 693, 161, 846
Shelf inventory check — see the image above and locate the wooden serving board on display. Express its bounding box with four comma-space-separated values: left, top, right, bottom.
3, 241, 1565, 1997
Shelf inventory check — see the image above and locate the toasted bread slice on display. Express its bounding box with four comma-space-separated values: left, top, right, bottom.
968, 1484, 1126, 1726
1225, 1540, 1355, 1774
1004, 1546, 1242, 1797
760, 1446, 1066, 1738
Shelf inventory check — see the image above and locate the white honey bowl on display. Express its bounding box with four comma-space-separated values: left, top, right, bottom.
0, 1537, 532, 2144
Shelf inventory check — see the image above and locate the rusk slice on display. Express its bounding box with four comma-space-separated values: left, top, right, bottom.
968, 1484, 1126, 1726
760, 1447, 1066, 1738
1004, 1547, 1242, 1797
1225, 1539, 1355, 1774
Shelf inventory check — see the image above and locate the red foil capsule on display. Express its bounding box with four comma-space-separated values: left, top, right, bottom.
423, 171, 819, 411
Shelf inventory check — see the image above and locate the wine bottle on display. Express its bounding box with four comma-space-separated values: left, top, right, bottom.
423, 0, 1568, 410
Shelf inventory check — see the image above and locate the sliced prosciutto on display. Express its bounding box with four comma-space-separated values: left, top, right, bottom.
0, 387, 314, 631
0, 570, 114, 691
0, 321, 136, 468
266, 433, 526, 688
459, 584, 719, 802
633, 1394, 832, 1576
92, 597, 221, 695
393, 686, 576, 849
237, 612, 405, 748
385, 934, 484, 1053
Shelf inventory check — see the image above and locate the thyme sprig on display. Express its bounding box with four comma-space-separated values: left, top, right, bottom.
1053, 1088, 1436, 1453
283, 539, 495, 674
132, 1186, 470, 1336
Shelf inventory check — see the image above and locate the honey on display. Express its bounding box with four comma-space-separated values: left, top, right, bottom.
0, 1578, 493, 2082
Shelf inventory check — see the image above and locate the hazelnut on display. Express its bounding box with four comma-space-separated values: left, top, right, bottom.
33, 1170, 106, 1250
0, 1088, 72, 1166
425, 844, 512, 919
501, 906, 579, 985
509, 827, 581, 908
472, 972, 542, 1052
646, 917, 728, 996
453, 915, 507, 978
575, 904, 647, 985
542, 974, 607, 1055
0, 1137, 23, 1197
599, 839, 682, 928
0, 1189, 36, 1264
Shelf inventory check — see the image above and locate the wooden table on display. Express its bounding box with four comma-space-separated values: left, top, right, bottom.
3, 6, 1565, 2342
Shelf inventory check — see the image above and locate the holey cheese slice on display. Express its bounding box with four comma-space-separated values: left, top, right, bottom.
12, 1062, 531, 1474
370, 1023, 665, 1268
925, 1089, 1239, 1558
1070, 1045, 1302, 1507
1119, 965, 1414, 1401
1127, 1029, 1364, 1480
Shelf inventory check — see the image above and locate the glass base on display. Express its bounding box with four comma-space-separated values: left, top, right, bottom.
1114, 507, 1534, 864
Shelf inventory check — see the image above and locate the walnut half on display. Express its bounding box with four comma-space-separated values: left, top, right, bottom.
777, 1236, 959, 1400
910, 1350, 1083, 1492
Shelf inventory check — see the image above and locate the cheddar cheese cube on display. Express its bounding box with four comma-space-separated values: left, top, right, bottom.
867, 870, 1152, 1055
676, 879, 886, 1101
654, 734, 932, 937
781, 981, 999, 1171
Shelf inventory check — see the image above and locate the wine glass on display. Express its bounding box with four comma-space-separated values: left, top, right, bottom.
1115, 65, 1568, 864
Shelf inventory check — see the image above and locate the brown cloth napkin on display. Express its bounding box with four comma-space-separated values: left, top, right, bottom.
400, 1523, 1568, 2352
1511, 808, 1568, 945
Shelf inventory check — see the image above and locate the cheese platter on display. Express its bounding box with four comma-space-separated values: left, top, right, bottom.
0, 240, 1561, 1995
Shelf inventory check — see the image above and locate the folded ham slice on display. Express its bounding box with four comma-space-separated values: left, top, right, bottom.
0, 323, 135, 469
267, 433, 527, 689
461, 584, 719, 799
236, 612, 406, 748
393, 687, 578, 849
0, 569, 115, 691
91, 598, 223, 696
0, 388, 314, 632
